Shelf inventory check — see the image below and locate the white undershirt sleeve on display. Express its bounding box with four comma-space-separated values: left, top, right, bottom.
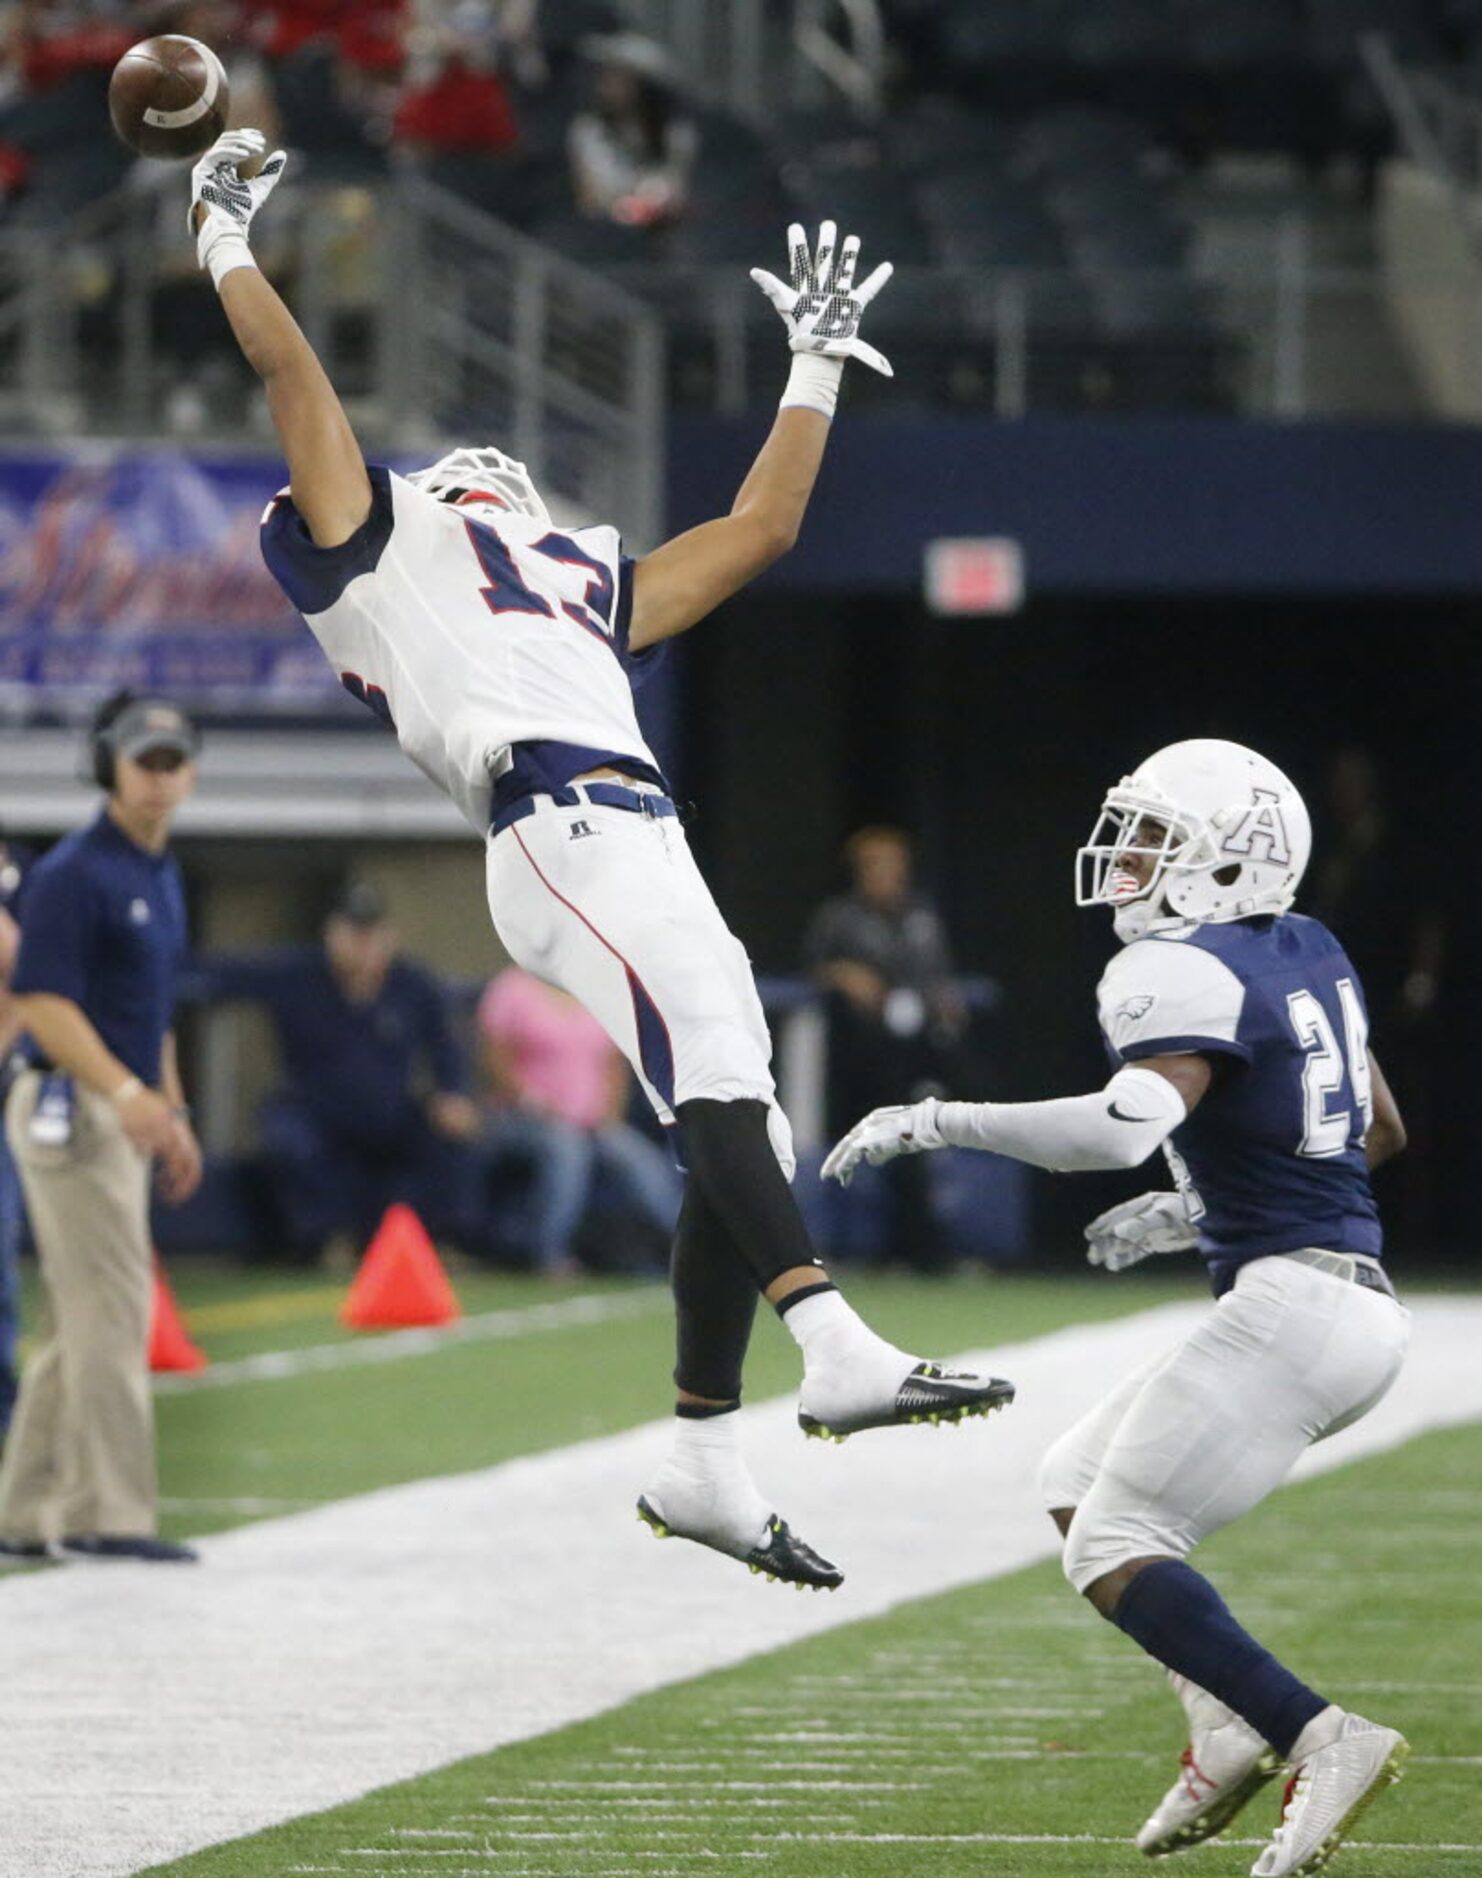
932, 1064, 1189, 1172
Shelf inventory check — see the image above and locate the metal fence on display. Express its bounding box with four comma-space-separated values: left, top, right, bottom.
618, 0, 886, 121
0, 178, 1435, 476
616, 254, 1428, 421
0, 173, 667, 547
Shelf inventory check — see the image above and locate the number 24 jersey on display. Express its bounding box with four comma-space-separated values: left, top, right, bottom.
1098, 913, 1382, 1294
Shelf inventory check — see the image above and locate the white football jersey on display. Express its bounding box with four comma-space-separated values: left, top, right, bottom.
261, 467, 662, 833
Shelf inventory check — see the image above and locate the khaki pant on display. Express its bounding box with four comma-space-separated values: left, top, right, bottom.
0, 1072, 157, 1541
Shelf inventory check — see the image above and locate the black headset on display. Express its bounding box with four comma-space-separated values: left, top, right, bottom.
89, 690, 135, 792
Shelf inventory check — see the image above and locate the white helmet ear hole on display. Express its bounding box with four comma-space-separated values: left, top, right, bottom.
1213, 862, 1241, 886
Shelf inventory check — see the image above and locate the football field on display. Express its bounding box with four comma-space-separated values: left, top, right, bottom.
4, 1266, 1480, 1878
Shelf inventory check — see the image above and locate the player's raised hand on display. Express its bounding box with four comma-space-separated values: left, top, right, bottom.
1084, 1190, 1198, 1272
822, 1097, 945, 1187
750, 220, 894, 377
188, 128, 287, 251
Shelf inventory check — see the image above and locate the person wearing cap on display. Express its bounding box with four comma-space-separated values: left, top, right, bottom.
0, 831, 35, 1439
0, 692, 203, 1566
568, 31, 698, 227
197, 880, 481, 1265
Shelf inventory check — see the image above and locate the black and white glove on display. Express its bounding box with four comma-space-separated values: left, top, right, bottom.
189, 129, 287, 289
750, 219, 893, 416
1084, 1191, 1198, 1272
821, 1097, 944, 1187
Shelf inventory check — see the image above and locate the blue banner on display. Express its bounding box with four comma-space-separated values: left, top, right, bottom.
0, 450, 345, 710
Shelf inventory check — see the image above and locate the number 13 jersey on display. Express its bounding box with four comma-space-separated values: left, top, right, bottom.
1097, 913, 1382, 1295
261, 467, 664, 834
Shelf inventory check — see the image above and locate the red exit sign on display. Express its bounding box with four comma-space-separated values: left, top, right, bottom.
923, 537, 1024, 616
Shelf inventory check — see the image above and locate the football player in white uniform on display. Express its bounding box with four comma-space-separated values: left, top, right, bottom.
825, 741, 1412, 1876
193, 131, 1014, 1592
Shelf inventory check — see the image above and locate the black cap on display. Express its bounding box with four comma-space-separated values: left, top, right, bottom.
327, 880, 388, 928
110, 698, 200, 765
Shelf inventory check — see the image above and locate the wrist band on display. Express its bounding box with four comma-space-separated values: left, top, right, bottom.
198, 217, 257, 291
111, 1076, 143, 1106
780, 353, 844, 419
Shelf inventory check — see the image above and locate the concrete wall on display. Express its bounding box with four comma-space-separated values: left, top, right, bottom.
1377, 160, 1482, 419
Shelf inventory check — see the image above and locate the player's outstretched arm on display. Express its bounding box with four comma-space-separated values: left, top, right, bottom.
822, 1053, 1208, 1185
191, 131, 371, 549
628, 221, 891, 652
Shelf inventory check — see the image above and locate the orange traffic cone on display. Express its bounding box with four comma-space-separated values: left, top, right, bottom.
340, 1204, 462, 1331
149, 1260, 208, 1373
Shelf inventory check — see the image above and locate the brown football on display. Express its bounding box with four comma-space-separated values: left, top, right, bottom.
108, 35, 230, 160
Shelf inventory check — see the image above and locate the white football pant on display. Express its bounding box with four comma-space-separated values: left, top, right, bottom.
1040, 1255, 1410, 1594
487, 793, 796, 1177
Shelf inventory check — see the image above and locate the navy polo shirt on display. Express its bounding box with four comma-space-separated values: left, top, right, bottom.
11, 813, 186, 1087
197, 948, 468, 1146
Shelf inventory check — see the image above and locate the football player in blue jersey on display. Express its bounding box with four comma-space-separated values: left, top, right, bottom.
824, 739, 1412, 1877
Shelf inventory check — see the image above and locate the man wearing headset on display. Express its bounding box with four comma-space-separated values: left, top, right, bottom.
0, 693, 203, 1566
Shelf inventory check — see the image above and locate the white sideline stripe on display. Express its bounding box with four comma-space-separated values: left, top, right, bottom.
3, 1296, 1480, 1878
152, 1287, 671, 1393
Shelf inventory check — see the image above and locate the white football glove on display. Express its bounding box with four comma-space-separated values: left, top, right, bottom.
750, 219, 894, 377
1084, 1190, 1198, 1272
189, 129, 287, 279
821, 1096, 944, 1187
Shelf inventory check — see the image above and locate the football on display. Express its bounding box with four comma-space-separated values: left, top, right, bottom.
108, 34, 230, 160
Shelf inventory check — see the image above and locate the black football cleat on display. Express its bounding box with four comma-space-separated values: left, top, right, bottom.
637, 1497, 844, 1590
798, 1360, 1016, 1441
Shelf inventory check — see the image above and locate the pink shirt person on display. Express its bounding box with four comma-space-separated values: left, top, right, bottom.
477, 967, 619, 1129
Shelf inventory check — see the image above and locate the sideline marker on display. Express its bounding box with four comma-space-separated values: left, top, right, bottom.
341, 1204, 462, 1331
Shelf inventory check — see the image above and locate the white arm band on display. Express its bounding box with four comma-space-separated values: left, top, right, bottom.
197, 213, 257, 292
933, 1065, 1188, 1172
779, 354, 843, 418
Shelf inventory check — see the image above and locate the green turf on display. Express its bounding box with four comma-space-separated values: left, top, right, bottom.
139, 1420, 1482, 1877
141, 1267, 1199, 1537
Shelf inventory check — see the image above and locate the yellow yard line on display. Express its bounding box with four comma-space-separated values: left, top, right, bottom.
181, 1287, 348, 1333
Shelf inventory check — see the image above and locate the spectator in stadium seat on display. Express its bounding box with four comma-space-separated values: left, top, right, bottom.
567, 30, 696, 227
0, 1, 135, 218
199, 880, 482, 1265
803, 826, 968, 1272
0, 694, 203, 1565
476, 965, 681, 1276
392, 0, 520, 159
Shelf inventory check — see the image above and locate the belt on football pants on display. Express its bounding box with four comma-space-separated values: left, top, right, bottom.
1284, 1247, 1398, 1301
491, 781, 678, 838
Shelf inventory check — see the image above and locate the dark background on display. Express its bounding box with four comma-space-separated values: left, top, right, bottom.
653, 416, 1481, 1266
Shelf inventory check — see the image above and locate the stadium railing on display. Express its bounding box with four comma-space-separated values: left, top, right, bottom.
0, 172, 667, 550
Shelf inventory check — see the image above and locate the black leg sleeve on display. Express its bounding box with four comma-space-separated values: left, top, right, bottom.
671, 1182, 761, 1402
675, 1097, 822, 1292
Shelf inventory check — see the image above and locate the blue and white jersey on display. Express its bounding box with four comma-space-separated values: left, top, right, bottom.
261, 467, 664, 835
1098, 914, 1381, 1294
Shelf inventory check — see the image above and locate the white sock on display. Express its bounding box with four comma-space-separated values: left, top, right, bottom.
782, 1288, 892, 1362
648, 1408, 771, 1551
1289, 1705, 1346, 1764
672, 1406, 744, 1466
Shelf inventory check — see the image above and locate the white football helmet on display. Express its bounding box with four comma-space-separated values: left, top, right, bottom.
405, 445, 552, 527
1076, 739, 1311, 943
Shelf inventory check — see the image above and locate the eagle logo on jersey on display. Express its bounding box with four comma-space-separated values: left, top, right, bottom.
1220, 787, 1292, 866
1115, 993, 1157, 1024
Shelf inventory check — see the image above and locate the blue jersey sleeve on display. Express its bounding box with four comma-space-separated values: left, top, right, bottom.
613, 554, 667, 688
261, 465, 395, 615
11, 855, 98, 1003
